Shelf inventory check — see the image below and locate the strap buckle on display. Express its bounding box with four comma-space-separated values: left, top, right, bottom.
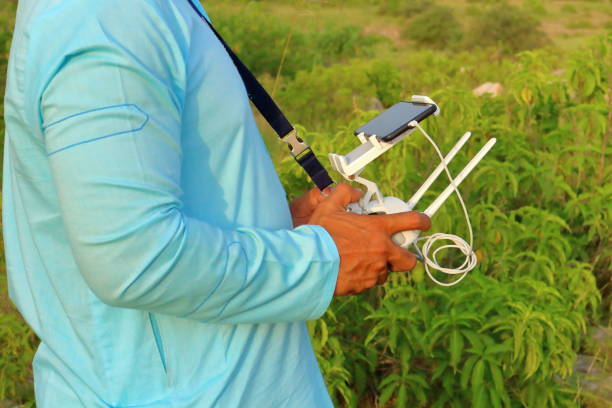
282, 130, 310, 158
282, 130, 336, 191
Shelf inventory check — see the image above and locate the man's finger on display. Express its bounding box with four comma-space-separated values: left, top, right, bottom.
386, 243, 418, 272
325, 183, 362, 208
375, 211, 431, 235
306, 187, 326, 206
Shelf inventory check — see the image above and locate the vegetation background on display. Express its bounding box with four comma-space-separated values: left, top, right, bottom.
1, 0, 610, 407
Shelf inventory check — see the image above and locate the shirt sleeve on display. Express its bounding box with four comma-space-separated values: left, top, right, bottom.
35, 1, 339, 324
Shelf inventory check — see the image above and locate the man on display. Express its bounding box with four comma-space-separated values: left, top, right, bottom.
2, 0, 430, 406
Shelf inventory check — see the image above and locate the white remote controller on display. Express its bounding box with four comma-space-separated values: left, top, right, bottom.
329, 95, 496, 250
343, 135, 497, 249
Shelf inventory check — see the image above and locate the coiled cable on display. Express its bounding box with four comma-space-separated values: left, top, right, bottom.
413, 122, 478, 286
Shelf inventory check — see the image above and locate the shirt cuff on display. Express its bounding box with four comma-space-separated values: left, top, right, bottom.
302, 224, 340, 320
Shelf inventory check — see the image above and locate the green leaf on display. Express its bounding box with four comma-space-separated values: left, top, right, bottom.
524, 343, 540, 379
353, 364, 367, 395
450, 330, 465, 369
389, 321, 399, 352
472, 385, 488, 408
395, 385, 407, 408
461, 329, 485, 350
489, 362, 504, 392
442, 370, 455, 395
501, 390, 512, 408
378, 382, 399, 407
405, 374, 430, 389
486, 344, 512, 356
378, 373, 401, 390
414, 383, 428, 406
365, 321, 387, 346
432, 360, 449, 381
319, 320, 328, 348
513, 321, 526, 362
460, 355, 479, 390
489, 388, 502, 408
583, 72, 596, 96
471, 359, 486, 388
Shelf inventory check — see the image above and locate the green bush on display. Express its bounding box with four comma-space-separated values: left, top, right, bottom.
316, 24, 378, 64
522, 0, 547, 16
281, 38, 610, 407
403, 5, 462, 50
277, 61, 375, 131
465, 3, 549, 54
366, 61, 402, 108
215, 11, 297, 77
561, 4, 578, 13
215, 9, 381, 78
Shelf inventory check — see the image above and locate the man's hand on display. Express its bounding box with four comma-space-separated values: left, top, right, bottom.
308, 184, 431, 296
290, 186, 333, 227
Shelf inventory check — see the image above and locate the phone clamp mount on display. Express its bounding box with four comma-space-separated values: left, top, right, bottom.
328, 95, 497, 285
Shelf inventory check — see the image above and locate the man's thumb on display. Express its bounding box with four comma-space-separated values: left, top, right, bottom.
377, 211, 431, 235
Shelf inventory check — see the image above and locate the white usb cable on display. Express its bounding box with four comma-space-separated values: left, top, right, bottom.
411, 122, 479, 286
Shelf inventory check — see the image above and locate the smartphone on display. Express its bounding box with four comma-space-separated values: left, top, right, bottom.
354, 101, 437, 141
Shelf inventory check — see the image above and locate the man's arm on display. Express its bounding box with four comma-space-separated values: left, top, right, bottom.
38, 1, 339, 324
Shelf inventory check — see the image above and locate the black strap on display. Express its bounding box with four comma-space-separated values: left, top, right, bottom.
186, 0, 334, 191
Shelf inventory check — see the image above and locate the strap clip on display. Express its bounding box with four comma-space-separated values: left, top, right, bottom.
282, 130, 310, 158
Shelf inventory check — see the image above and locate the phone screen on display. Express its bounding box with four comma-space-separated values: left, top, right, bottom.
354, 102, 437, 141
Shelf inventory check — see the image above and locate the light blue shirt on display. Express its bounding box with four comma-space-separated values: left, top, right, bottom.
2, 0, 339, 406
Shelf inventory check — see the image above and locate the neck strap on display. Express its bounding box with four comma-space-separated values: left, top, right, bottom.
186, 1, 334, 191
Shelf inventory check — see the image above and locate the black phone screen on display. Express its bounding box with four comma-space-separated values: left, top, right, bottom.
354, 101, 437, 141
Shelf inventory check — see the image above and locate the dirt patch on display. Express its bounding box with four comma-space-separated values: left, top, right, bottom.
364, 24, 402, 45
